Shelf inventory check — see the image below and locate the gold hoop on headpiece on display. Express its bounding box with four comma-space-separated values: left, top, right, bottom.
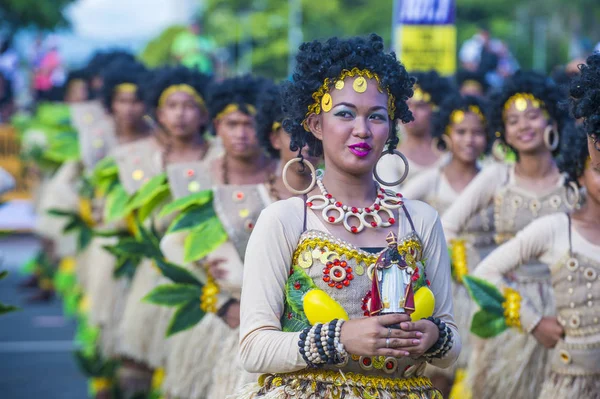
282, 157, 317, 195
373, 149, 410, 187
565, 181, 581, 210
432, 134, 453, 156
492, 139, 509, 161
544, 125, 560, 152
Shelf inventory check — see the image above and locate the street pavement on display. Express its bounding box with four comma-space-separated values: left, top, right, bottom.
0, 234, 88, 399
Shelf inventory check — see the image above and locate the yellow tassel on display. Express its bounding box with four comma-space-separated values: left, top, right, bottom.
151, 367, 165, 391
78, 294, 90, 314
502, 287, 522, 330
200, 274, 220, 313
58, 257, 76, 273
125, 213, 139, 237
79, 198, 95, 227
449, 368, 471, 399
449, 239, 468, 284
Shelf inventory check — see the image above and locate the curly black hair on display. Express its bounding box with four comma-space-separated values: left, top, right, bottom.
432, 94, 491, 153
85, 50, 136, 78
101, 59, 149, 112
557, 124, 589, 187
206, 75, 265, 129
410, 70, 455, 107
255, 80, 282, 158
455, 69, 489, 95
569, 53, 600, 139
282, 34, 414, 157
145, 65, 212, 111
488, 70, 570, 157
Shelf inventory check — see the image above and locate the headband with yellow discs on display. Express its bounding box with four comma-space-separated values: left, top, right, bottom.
302, 67, 396, 131
214, 103, 257, 121
158, 84, 206, 110
502, 92, 548, 120
115, 83, 138, 94
445, 105, 486, 135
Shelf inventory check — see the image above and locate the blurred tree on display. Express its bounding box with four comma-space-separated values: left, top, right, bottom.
0, 0, 77, 34
140, 25, 188, 68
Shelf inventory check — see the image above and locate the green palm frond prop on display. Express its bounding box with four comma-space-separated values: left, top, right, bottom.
463, 275, 508, 338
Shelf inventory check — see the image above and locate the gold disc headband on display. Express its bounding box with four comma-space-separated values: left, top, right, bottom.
461, 79, 483, 92
214, 103, 257, 121
302, 67, 396, 131
158, 84, 206, 109
445, 105, 486, 135
115, 83, 137, 94
502, 92, 547, 120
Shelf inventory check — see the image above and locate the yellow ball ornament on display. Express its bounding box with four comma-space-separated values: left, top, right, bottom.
303, 289, 349, 325
410, 287, 435, 321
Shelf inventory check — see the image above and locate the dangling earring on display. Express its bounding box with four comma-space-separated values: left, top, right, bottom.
373, 148, 410, 187
432, 134, 453, 157
565, 181, 581, 210
544, 125, 560, 151
282, 156, 317, 195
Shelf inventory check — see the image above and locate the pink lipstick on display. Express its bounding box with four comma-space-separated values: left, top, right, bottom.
348, 142, 372, 158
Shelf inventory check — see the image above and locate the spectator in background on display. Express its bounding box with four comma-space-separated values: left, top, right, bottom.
33, 36, 65, 102
171, 21, 216, 74
0, 72, 14, 123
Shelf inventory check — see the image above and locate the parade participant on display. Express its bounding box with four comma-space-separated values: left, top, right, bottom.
569, 53, 600, 171
63, 68, 89, 104
156, 76, 278, 399
402, 93, 492, 396
472, 126, 600, 399
112, 65, 217, 397
84, 50, 136, 99
456, 69, 488, 98
441, 70, 572, 399
233, 34, 459, 399
376, 70, 453, 188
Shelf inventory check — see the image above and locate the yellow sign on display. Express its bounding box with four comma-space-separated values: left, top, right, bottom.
395, 24, 456, 76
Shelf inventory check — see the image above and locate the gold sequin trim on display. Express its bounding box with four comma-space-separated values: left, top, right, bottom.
503, 287, 522, 330
449, 239, 468, 284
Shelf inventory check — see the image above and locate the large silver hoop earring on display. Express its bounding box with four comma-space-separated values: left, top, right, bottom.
492, 139, 508, 161
373, 149, 410, 187
565, 181, 581, 210
544, 125, 559, 152
282, 157, 317, 195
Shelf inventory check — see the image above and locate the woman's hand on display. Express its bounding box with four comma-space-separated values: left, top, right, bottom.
340, 314, 423, 358
398, 319, 440, 357
532, 317, 564, 348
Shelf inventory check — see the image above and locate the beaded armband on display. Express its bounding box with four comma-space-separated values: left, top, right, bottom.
502, 287, 522, 330
423, 317, 453, 360
298, 319, 347, 367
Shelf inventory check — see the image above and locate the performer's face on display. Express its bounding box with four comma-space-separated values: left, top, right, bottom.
581, 153, 600, 204
588, 135, 600, 171
307, 76, 391, 178
404, 99, 433, 137
447, 111, 487, 164
215, 110, 261, 161
269, 126, 320, 174
157, 91, 206, 139
503, 99, 552, 155
112, 90, 145, 129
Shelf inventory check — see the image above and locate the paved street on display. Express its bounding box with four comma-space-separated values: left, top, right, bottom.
0, 234, 88, 399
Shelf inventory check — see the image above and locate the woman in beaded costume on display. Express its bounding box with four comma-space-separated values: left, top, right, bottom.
472, 126, 600, 399
402, 93, 492, 396
108, 65, 221, 397
83, 59, 152, 362
569, 53, 600, 172
233, 34, 460, 399
376, 70, 453, 189
441, 70, 573, 399
155, 77, 281, 399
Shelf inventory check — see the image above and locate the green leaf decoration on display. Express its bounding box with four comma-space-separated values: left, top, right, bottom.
470, 309, 508, 338
159, 190, 213, 218
124, 173, 167, 214
135, 220, 162, 258
284, 265, 317, 321
104, 183, 130, 222
0, 303, 20, 315
153, 258, 202, 286
47, 208, 76, 217
77, 225, 94, 251
183, 217, 227, 263
113, 256, 142, 280
0, 270, 7, 280
103, 238, 153, 258
143, 283, 201, 306
167, 204, 216, 234
281, 302, 311, 332
137, 186, 170, 222
166, 298, 205, 336
463, 275, 505, 316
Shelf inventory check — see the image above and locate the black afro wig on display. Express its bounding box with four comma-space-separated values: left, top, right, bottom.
410, 70, 455, 107
206, 75, 265, 126
557, 124, 589, 188
432, 94, 491, 153
255, 80, 283, 158
146, 65, 212, 111
455, 69, 489, 95
569, 53, 600, 140
282, 34, 414, 157
488, 70, 570, 157
101, 59, 149, 112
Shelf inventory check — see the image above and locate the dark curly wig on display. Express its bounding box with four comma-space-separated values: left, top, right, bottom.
206, 75, 265, 129
145, 65, 212, 111
557, 124, 589, 187
569, 53, 600, 140
410, 70, 455, 107
432, 94, 491, 153
282, 34, 414, 157
101, 59, 149, 112
488, 70, 571, 157
455, 69, 489, 95
85, 50, 136, 79
255, 80, 282, 158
